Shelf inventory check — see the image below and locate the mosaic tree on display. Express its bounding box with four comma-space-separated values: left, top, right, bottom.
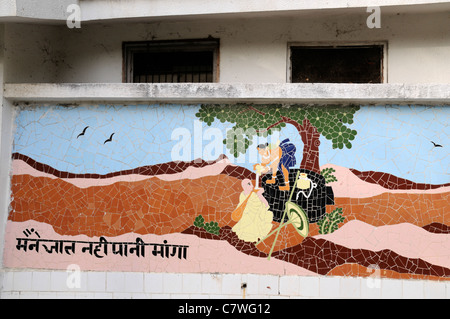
196, 104, 360, 173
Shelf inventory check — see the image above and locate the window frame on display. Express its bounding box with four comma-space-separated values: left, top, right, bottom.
287, 42, 388, 84
123, 38, 220, 83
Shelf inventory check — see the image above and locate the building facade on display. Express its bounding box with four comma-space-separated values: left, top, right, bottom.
0, 0, 449, 299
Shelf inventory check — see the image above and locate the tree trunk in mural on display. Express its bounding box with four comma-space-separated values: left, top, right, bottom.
298, 118, 321, 174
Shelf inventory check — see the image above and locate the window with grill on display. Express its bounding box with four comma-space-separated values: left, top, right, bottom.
123, 39, 220, 83
289, 44, 384, 83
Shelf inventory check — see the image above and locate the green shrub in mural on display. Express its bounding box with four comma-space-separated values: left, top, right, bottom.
321, 167, 338, 184
203, 221, 221, 236
194, 215, 220, 235
317, 207, 345, 235
193, 214, 205, 228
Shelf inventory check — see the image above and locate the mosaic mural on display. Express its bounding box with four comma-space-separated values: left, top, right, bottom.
3, 103, 450, 281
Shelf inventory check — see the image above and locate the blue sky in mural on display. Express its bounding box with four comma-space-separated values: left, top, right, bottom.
13, 104, 449, 184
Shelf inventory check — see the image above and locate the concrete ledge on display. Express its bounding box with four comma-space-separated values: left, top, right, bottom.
4, 83, 450, 105
2, 0, 450, 23
79, 0, 450, 22
0, 0, 78, 21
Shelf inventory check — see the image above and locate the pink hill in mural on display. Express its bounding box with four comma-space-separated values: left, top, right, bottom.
314, 220, 450, 269
321, 163, 450, 198
12, 152, 233, 179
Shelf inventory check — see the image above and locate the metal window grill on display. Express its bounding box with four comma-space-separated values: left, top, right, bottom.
290, 45, 384, 83
124, 39, 219, 83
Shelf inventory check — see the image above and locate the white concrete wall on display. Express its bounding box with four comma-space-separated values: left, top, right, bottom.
1, 10, 450, 300
1, 270, 449, 299
3, 24, 64, 83
0, 24, 15, 277
0, 23, 15, 274
0, 1, 16, 18
0, 24, 5, 268
3, 10, 450, 84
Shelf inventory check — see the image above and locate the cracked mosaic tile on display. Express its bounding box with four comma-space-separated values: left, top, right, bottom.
3, 103, 450, 280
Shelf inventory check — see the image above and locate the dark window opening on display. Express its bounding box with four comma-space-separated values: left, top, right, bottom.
290, 45, 384, 83
123, 39, 219, 83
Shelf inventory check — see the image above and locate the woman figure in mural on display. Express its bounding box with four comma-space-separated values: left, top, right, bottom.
231, 179, 274, 243
253, 139, 297, 191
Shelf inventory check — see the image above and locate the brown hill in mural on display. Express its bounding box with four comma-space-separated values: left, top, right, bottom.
9, 173, 241, 237
272, 236, 450, 278
8, 153, 450, 279
10, 171, 449, 255
327, 192, 449, 229
9, 153, 450, 238
182, 225, 450, 279
423, 222, 450, 234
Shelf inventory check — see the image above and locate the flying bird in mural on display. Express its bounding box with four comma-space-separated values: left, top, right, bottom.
76, 126, 89, 138
431, 141, 443, 148
104, 133, 115, 144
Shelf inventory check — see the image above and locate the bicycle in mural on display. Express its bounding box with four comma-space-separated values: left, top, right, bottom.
230, 137, 336, 259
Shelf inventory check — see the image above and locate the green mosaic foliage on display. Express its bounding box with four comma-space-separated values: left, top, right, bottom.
321, 167, 338, 184
196, 104, 360, 157
203, 221, 220, 235
193, 215, 220, 235
193, 214, 205, 228
317, 207, 345, 235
